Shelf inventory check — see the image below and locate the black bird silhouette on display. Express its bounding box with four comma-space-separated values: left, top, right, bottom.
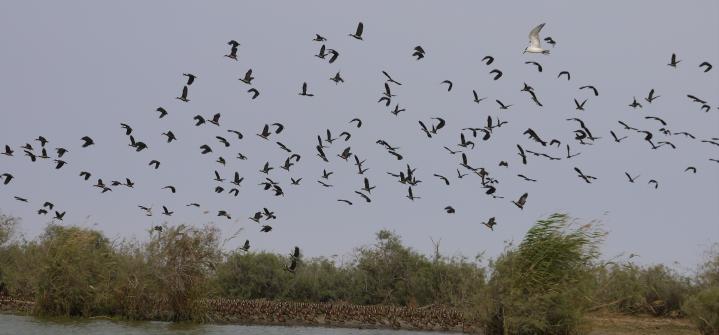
200, 144, 213, 154
433, 174, 450, 186
361, 177, 376, 193
299, 82, 314, 96
579, 85, 599, 96
148, 160, 160, 169
2, 145, 13, 156
177, 86, 189, 102
338, 199, 353, 205
517, 145, 528, 165
162, 131, 177, 143
349, 22, 364, 40
207, 113, 221, 126
472, 90, 486, 103
406, 186, 420, 201
382, 71, 402, 85
239, 69, 254, 84
216, 136, 230, 147
257, 124, 272, 140
609, 131, 626, 143
313, 34, 326, 42
440, 80, 453, 91
1, 173, 13, 185
648, 179, 659, 189
183, 73, 197, 85
120, 123, 133, 135
685, 166, 697, 174
53, 211, 66, 221
193, 115, 206, 126
14, 196, 28, 202
53, 159, 67, 169
517, 174, 537, 182
525, 61, 543, 72
349, 118, 362, 128
482, 55, 494, 65
629, 97, 643, 109
35, 136, 48, 147
412, 46, 425, 60
645, 89, 660, 103
315, 44, 327, 59
489, 69, 503, 80
330, 72, 344, 84
240, 239, 250, 252
354, 191, 371, 203
247, 88, 260, 99
225, 40, 240, 60
574, 167, 597, 183
574, 98, 587, 111
162, 206, 173, 216
544, 36, 556, 47
668, 53, 680, 67
558, 71, 570, 80
496, 99, 512, 110
523, 128, 547, 146
481, 217, 497, 231
79, 171, 92, 180
81, 136, 95, 148
699, 61, 712, 72
625, 172, 640, 183
162, 185, 176, 193
260, 162, 273, 174
512, 193, 528, 209
444, 206, 455, 214
156, 107, 168, 118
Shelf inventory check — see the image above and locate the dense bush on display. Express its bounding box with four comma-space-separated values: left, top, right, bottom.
683, 245, 719, 335
592, 263, 692, 316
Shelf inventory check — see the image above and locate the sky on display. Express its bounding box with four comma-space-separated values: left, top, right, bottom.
0, 1, 718, 269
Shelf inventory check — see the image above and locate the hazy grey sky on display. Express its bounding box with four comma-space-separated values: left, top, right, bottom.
1, 1, 717, 268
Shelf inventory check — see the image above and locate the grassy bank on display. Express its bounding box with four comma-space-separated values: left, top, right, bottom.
0, 211, 717, 334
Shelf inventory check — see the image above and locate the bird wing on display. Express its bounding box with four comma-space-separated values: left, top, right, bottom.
355, 22, 363, 36
528, 23, 545, 48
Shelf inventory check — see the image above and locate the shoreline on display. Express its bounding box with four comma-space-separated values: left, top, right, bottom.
1, 297, 480, 333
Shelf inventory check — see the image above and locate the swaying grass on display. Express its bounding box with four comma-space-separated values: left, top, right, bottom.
480, 213, 605, 335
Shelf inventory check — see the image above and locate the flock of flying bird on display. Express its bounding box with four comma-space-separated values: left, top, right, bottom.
1, 22, 718, 273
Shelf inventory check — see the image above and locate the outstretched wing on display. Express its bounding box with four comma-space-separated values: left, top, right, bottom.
528, 23, 545, 48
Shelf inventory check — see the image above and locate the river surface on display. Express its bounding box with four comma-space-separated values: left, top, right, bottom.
0, 314, 457, 335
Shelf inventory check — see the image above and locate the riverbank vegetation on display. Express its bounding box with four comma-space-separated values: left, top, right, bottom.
0, 211, 717, 334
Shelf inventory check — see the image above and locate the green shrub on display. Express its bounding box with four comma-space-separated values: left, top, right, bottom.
683, 286, 719, 335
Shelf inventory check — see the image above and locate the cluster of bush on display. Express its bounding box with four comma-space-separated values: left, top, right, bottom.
0, 211, 717, 334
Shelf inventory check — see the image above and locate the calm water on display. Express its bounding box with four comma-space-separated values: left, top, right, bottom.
0, 314, 457, 335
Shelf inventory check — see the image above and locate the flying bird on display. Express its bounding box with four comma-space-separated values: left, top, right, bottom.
349, 22, 364, 40
523, 23, 549, 54
699, 61, 712, 72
